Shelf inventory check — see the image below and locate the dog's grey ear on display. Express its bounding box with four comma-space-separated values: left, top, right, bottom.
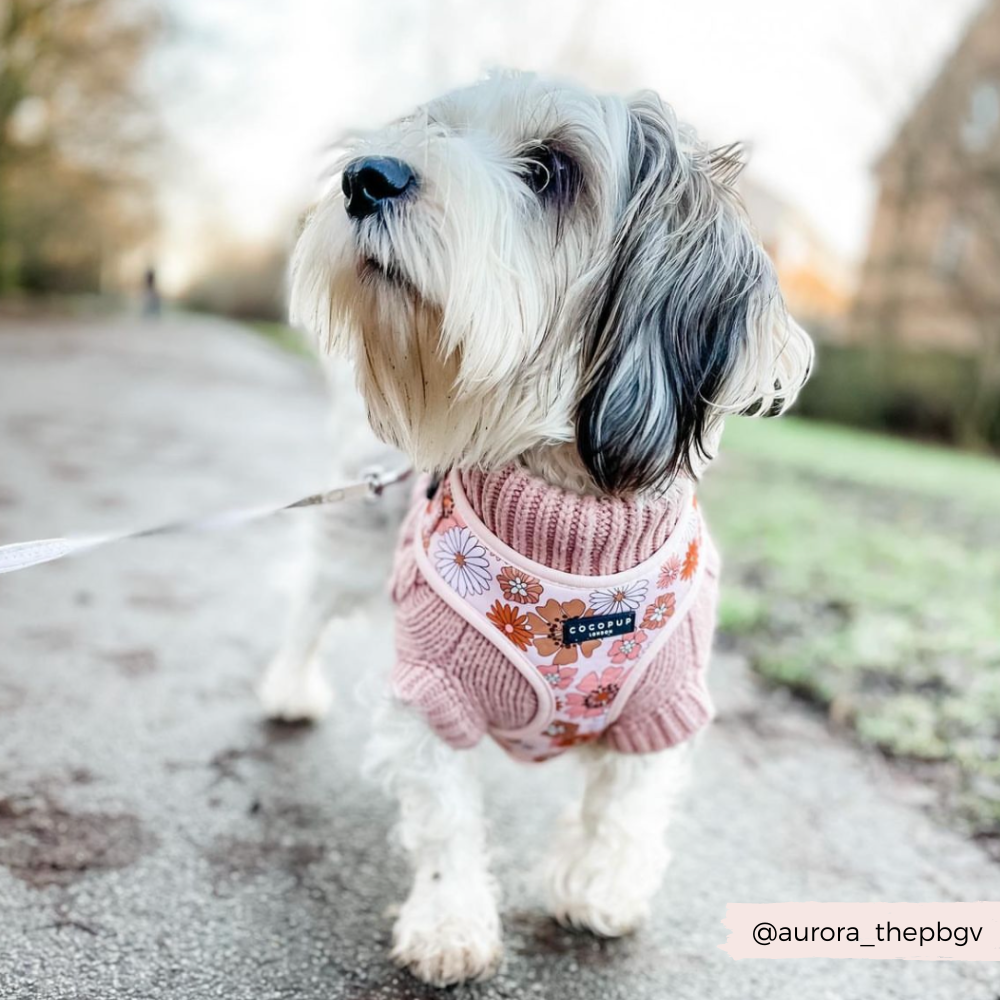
574, 95, 812, 496
708, 141, 749, 186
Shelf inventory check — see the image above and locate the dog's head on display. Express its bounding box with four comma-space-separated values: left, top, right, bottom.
291, 71, 812, 495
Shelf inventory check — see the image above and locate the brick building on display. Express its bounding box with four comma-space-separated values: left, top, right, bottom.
852, 0, 1000, 352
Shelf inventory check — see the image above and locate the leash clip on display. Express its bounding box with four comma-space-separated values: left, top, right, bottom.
361, 463, 413, 501
362, 465, 387, 500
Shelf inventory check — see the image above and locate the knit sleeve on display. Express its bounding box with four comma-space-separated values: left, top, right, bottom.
389, 485, 490, 750
391, 659, 488, 750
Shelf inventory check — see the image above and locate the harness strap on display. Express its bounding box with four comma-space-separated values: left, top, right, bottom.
413, 469, 706, 762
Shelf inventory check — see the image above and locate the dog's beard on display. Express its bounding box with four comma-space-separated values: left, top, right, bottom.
344, 279, 578, 474
350, 286, 460, 467
292, 187, 581, 474
301, 216, 465, 469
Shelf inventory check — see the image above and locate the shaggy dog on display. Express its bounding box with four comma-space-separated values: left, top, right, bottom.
258, 71, 812, 986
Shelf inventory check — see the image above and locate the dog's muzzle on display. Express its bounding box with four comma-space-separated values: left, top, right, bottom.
342, 156, 417, 221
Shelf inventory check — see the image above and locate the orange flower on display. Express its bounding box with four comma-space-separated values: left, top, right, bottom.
486, 600, 532, 651
641, 593, 676, 629
526, 598, 601, 665
497, 566, 543, 604
543, 720, 601, 749
427, 482, 462, 537
681, 539, 700, 581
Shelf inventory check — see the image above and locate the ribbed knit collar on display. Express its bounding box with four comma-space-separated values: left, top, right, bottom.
457, 463, 693, 576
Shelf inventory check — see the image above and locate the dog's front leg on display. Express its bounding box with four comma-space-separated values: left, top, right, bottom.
544, 742, 692, 937
366, 700, 502, 986
258, 446, 409, 722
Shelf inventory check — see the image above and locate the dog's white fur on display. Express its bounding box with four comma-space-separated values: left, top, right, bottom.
260, 71, 812, 986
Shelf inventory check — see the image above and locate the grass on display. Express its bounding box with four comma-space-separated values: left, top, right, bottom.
700, 417, 1000, 844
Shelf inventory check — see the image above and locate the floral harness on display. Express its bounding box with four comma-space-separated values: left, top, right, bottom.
413, 470, 707, 762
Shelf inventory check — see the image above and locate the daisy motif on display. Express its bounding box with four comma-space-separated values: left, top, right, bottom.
589, 580, 648, 615
609, 630, 648, 664
435, 527, 492, 597
565, 666, 625, 719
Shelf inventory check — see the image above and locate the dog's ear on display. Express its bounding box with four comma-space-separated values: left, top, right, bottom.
574, 94, 813, 496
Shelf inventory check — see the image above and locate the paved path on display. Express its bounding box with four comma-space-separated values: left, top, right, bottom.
1, 314, 998, 999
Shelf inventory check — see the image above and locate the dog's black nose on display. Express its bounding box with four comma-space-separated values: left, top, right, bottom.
342, 157, 417, 220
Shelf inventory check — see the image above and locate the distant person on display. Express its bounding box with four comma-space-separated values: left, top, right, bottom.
142, 267, 161, 317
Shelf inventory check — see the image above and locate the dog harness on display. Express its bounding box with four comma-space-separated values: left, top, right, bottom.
406, 469, 708, 762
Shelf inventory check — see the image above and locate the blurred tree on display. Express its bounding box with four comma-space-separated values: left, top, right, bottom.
0, 0, 162, 294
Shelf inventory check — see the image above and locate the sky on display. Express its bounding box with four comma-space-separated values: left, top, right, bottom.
153, 0, 985, 292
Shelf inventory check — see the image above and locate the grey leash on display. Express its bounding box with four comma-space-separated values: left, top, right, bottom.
0, 465, 413, 576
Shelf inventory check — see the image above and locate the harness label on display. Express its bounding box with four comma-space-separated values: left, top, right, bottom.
562, 611, 636, 646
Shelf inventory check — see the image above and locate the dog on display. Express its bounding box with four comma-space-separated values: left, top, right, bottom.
257, 70, 812, 986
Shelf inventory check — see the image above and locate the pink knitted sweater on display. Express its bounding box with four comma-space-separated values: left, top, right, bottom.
390, 463, 720, 760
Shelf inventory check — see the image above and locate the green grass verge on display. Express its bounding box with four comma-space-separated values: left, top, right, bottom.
700, 417, 1000, 841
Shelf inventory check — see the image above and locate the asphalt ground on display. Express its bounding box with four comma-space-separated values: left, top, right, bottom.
1, 314, 998, 999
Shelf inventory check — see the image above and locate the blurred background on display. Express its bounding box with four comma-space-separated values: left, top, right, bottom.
4, 0, 1000, 445
1, 0, 999, 863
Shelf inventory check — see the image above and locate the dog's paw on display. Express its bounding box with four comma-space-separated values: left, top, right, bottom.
391, 879, 503, 986
550, 888, 649, 938
543, 827, 664, 937
256, 657, 333, 722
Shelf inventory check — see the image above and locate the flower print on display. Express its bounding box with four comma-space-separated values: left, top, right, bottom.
658, 556, 682, 589
526, 598, 601, 666
589, 580, 648, 615
486, 601, 532, 651
681, 538, 700, 581
565, 667, 625, 719
543, 720, 601, 749
435, 526, 492, 596
497, 566, 543, 605
428, 483, 462, 536
539, 663, 576, 690
608, 630, 648, 664
641, 593, 676, 629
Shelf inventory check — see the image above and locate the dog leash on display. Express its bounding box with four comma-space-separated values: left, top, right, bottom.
0, 464, 413, 576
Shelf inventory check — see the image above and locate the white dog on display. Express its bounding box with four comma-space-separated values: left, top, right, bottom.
258, 70, 812, 987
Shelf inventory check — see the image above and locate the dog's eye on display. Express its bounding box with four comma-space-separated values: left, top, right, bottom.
519, 145, 577, 201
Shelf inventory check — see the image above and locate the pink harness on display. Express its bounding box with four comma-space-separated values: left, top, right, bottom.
413, 470, 707, 761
